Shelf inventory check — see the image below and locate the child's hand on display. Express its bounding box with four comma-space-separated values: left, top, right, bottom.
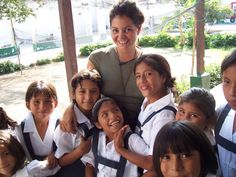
114, 125, 129, 153
60, 104, 77, 133
46, 153, 58, 169
76, 135, 91, 155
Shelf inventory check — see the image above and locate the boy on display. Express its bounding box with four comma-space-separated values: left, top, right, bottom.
215, 49, 236, 177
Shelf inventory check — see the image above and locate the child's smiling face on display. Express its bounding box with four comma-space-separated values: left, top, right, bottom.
135, 62, 166, 103
176, 102, 208, 130
95, 101, 124, 141
0, 144, 16, 176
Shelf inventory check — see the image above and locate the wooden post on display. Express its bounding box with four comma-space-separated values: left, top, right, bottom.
195, 0, 205, 75
190, 0, 210, 90
58, 0, 78, 98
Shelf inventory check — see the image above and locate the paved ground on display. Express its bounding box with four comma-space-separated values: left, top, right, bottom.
0, 47, 229, 122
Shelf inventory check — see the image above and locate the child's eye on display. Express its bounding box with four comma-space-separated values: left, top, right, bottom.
145, 72, 152, 77
135, 74, 141, 79
33, 100, 40, 105
1, 150, 10, 157
223, 79, 230, 84
180, 153, 191, 159
78, 90, 86, 94
101, 113, 108, 118
113, 107, 120, 112
177, 108, 185, 115
189, 113, 201, 119
161, 154, 170, 160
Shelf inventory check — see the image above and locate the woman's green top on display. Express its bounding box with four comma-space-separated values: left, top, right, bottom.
89, 45, 144, 129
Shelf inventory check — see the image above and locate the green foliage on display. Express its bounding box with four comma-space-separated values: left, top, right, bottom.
36, 58, 52, 65
138, 35, 156, 47
139, 33, 177, 48
208, 34, 236, 49
0, 0, 34, 22
52, 52, 64, 62
0, 60, 23, 74
176, 75, 190, 96
79, 42, 112, 56
155, 33, 177, 47
205, 63, 221, 89
205, 0, 233, 24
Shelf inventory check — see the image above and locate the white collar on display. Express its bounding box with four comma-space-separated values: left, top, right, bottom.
141, 92, 174, 112
74, 104, 91, 124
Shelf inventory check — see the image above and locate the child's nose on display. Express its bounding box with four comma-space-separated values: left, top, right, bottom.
229, 84, 236, 97
171, 157, 183, 171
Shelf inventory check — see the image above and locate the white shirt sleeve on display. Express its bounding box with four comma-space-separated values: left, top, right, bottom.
128, 133, 149, 155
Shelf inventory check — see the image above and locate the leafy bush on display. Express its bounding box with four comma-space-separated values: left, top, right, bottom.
36, 58, 52, 65
138, 35, 157, 47
79, 41, 112, 56
52, 52, 64, 62
205, 63, 221, 89
176, 75, 190, 96
155, 32, 177, 47
0, 61, 23, 75
139, 33, 177, 48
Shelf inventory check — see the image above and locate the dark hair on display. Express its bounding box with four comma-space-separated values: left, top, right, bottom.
25, 80, 58, 102
109, 1, 144, 27
71, 68, 102, 92
221, 49, 236, 75
179, 87, 216, 128
91, 97, 123, 124
0, 107, 17, 130
0, 131, 26, 175
153, 121, 218, 177
134, 54, 175, 90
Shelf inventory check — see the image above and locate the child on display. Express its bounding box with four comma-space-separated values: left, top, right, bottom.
132, 54, 176, 176
175, 87, 217, 145
152, 120, 218, 177
0, 107, 17, 130
82, 97, 150, 177
215, 49, 236, 177
0, 131, 32, 177
15, 80, 60, 177
54, 69, 102, 177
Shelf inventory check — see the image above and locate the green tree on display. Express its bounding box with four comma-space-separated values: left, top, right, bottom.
0, 0, 43, 74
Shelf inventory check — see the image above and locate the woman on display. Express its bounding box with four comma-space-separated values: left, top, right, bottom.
87, 1, 145, 129
62, 1, 145, 131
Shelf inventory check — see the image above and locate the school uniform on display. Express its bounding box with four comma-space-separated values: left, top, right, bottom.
12, 167, 32, 177
15, 112, 60, 177
54, 104, 94, 177
81, 130, 149, 177
136, 92, 176, 155
204, 130, 216, 146
216, 106, 236, 177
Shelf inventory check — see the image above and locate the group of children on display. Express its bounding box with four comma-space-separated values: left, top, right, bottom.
1, 49, 236, 177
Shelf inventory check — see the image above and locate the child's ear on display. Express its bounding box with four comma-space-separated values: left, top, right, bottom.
26, 102, 30, 110
95, 122, 102, 129
54, 100, 58, 108
71, 91, 75, 100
